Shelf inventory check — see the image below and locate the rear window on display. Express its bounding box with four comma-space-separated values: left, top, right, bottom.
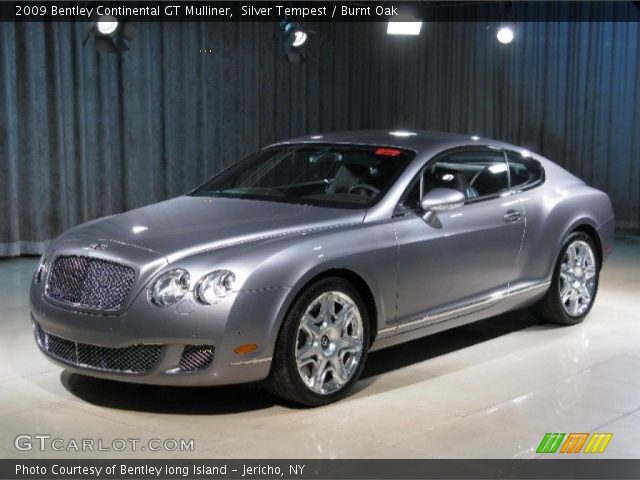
506, 151, 544, 189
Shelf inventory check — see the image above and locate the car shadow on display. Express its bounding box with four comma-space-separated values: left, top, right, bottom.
60, 371, 279, 415
61, 308, 546, 414
361, 308, 543, 379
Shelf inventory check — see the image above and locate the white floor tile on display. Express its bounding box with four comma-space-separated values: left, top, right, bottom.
0, 238, 638, 459
395, 416, 538, 459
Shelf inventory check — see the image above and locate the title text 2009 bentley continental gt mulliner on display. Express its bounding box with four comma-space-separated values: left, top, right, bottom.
30, 131, 614, 406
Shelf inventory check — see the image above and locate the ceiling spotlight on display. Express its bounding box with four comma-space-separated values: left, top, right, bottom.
292, 30, 308, 48
281, 20, 311, 63
387, 21, 423, 36
496, 24, 515, 44
387, 12, 423, 36
83, 16, 135, 54
96, 16, 119, 35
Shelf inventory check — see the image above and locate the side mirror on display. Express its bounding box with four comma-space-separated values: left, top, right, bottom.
420, 188, 465, 221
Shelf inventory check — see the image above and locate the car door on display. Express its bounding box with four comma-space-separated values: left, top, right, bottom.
504, 149, 546, 283
393, 147, 525, 325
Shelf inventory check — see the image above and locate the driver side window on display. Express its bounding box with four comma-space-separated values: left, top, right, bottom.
397, 148, 510, 212
424, 149, 509, 199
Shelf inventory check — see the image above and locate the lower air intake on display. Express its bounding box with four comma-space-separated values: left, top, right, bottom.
178, 345, 215, 372
34, 322, 162, 374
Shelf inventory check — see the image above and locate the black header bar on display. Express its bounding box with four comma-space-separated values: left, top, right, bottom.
4, 1, 640, 23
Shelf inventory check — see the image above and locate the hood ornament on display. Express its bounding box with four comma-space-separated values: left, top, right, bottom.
88, 242, 108, 250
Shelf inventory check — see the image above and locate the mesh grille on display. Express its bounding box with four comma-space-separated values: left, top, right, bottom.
178, 345, 215, 372
35, 323, 161, 374
46, 255, 136, 311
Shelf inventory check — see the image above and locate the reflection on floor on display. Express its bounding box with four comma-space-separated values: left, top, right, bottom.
0, 237, 639, 459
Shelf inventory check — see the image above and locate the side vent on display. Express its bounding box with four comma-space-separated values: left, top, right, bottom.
178, 345, 215, 372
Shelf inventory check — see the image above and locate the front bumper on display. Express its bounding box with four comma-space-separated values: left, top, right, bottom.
30, 285, 292, 386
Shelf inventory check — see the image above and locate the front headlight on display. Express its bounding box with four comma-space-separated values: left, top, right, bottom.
149, 269, 191, 307
194, 270, 236, 305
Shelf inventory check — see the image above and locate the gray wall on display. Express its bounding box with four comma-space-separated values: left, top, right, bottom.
1, 21, 638, 256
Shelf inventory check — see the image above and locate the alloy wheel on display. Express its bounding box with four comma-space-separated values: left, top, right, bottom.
295, 291, 364, 395
558, 239, 597, 317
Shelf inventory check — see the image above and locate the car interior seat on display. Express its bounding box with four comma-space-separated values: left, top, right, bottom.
470, 166, 509, 197
425, 169, 478, 199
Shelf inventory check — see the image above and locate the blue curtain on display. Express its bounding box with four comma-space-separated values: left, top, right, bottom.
1, 19, 638, 256
363, 20, 640, 232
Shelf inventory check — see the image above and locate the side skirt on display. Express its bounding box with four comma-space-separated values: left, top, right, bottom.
371, 280, 550, 352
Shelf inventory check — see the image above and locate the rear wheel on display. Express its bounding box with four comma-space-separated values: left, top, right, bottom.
533, 232, 600, 325
268, 278, 369, 406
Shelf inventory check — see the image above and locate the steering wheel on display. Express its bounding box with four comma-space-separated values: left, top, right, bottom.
347, 184, 380, 197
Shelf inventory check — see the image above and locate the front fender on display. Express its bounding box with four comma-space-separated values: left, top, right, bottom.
208, 220, 399, 348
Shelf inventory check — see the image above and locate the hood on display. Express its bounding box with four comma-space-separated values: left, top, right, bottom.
57, 196, 365, 262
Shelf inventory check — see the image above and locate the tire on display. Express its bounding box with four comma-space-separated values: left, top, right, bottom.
267, 277, 370, 406
533, 232, 600, 325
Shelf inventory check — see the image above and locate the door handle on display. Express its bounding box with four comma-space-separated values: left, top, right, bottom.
503, 209, 522, 223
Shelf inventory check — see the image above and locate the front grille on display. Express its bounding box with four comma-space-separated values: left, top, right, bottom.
46, 255, 136, 311
178, 345, 215, 372
34, 323, 161, 374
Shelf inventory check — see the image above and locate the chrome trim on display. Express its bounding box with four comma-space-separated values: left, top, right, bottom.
509, 280, 552, 296
395, 280, 551, 333
44, 255, 136, 313
377, 326, 396, 335
231, 357, 273, 366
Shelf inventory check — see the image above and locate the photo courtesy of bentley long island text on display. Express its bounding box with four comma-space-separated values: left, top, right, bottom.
2, 0, 640, 475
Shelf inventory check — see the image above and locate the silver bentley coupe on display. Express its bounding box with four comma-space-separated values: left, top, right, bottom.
30, 131, 614, 406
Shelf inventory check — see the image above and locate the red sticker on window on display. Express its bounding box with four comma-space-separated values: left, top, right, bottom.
375, 148, 402, 157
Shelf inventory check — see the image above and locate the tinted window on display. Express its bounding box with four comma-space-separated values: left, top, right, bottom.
425, 149, 509, 199
506, 151, 544, 190
191, 145, 414, 209
398, 176, 421, 211
397, 149, 509, 212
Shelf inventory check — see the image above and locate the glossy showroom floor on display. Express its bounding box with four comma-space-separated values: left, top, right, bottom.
0, 237, 639, 459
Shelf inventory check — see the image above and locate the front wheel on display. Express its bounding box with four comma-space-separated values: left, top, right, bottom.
533, 232, 600, 325
267, 278, 370, 406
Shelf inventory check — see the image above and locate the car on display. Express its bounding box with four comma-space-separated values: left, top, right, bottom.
30, 130, 615, 406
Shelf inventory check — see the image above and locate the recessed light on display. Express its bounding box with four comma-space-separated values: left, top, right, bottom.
497, 25, 515, 44
387, 22, 422, 36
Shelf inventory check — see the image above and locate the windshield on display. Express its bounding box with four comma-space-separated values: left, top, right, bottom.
190, 144, 415, 208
